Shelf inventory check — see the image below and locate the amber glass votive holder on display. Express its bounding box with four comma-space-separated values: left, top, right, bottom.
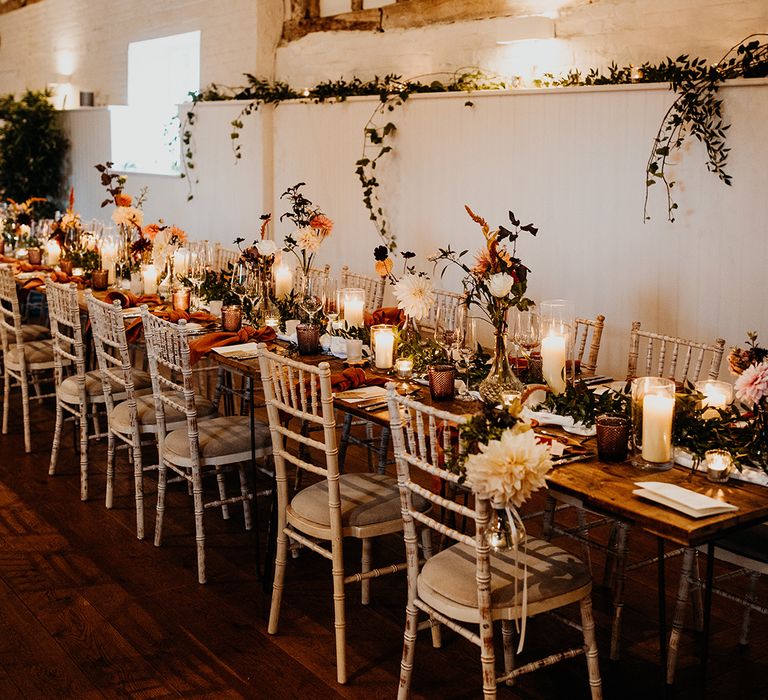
91, 269, 109, 291
428, 364, 456, 401
221, 305, 242, 332
27, 248, 42, 265
172, 287, 191, 312
60, 259, 73, 276
296, 323, 321, 355
596, 414, 630, 462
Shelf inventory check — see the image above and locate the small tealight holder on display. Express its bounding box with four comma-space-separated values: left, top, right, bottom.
71, 267, 85, 278
265, 314, 280, 329
695, 379, 734, 419
27, 248, 42, 265
221, 305, 243, 332
705, 449, 733, 483
428, 364, 456, 401
296, 323, 321, 355
91, 269, 109, 291
172, 287, 191, 312
345, 338, 364, 365
631, 376, 676, 471
395, 358, 413, 381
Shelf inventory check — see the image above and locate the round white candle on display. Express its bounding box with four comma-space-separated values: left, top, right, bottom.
541, 333, 567, 394
641, 394, 674, 463
708, 453, 729, 471
395, 358, 413, 379
374, 329, 395, 369
142, 264, 158, 295
45, 239, 61, 266
274, 264, 292, 298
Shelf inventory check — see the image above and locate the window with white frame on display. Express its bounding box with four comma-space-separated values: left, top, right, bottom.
110, 31, 200, 175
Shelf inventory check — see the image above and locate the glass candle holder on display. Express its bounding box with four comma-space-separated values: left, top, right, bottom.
371, 323, 395, 370
60, 259, 73, 276
631, 377, 675, 470
695, 380, 734, 419
428, 364, 456, 401
341, 287, 365, 328
27, 248, 42, 265
395, 358, 413, 381
91, 269, 109, 291
705, 449, 733, 483
596, 414, 630, 462
501, 390, 522, 408
296, 323, 321, 355
141, 263, 158, 295
71, 267, 85, 278
221, 305, 243, 332
345, 338, 363, 364
172, 287, 191, 312
539, 299, 575, 395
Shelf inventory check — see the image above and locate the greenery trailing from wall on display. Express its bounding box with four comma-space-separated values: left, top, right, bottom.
0, 89, 68, 214
180, 36, 768, 240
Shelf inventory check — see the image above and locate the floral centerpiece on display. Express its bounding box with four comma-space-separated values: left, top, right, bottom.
48, 189, 101, 273
432, 206, 537, 403
280, 182, 333, 281
2, 196, 45, 251
730, 332, 768, 469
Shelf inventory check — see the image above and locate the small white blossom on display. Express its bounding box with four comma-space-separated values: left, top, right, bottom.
488, 272, 514, 298
393, 274, 435, 321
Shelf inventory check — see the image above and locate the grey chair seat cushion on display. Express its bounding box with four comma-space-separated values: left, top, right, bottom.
291, 473, 426, 529
163, 416, 270, 463
419, 537, 591, 610
59, 369, 152, 403
5, 339, 56, 366
111, 392, 217, 434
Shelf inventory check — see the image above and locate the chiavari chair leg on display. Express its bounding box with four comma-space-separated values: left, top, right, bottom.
79, 407, 89, 501
361, 537, 372, 605
105, 431, 116, 509
268, 526, 289, 634
690, 551, 704, 632
192, 465, 207, 584
667, 547, 695, 684
20, 372, 31, 453
397, 604, 419, 700
214, 466, 230, 520
501, 619, 515, 686
1, 369, 10, 435
49, 395, 64, 474
331, 547, 348, 684
154, 463, 168, 547
580, 597, 603, 699
609, 522, 630, 661
130, 441, 146, 541
237, 464, 252, 531
576, 508, 592, 573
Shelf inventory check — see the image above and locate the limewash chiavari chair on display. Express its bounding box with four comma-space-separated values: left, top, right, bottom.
48, 282, 153, 500
667, 525, 768, 683
142, 310, 270, 584
0, 265, 58, 452
257, 345, 425, 684
574, 314, 606, 376
85, 293, 217, 539
214, 244, 239, 273
627, 321, 725, 382
340, 265, 385, 309
419, 288, 465, 334
386, 387, 602, 699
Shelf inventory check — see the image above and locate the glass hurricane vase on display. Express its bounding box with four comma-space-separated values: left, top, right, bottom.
479, 325, 523, 404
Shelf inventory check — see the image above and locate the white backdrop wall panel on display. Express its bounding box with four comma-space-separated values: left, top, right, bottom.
63, 82, 768, 379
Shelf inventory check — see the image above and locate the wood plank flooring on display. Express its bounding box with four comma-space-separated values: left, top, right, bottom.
0, 387, 767, 699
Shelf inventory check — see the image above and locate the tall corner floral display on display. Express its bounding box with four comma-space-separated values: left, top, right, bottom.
730, 333, 768, 469
433, 206, 537, 403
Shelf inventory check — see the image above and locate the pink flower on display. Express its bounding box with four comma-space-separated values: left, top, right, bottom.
734, 361, 768, 406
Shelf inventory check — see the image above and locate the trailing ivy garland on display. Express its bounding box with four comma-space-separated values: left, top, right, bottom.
180, 36, 768, 240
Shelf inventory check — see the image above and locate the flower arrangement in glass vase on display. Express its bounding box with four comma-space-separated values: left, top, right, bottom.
431, 206, 537, 403
146, 222, 187, 293
233, 213, 278, 324
279, 182, 333, 281
2, 196, 46, 252
49, 189, 100, 274
730, 332, 768, 469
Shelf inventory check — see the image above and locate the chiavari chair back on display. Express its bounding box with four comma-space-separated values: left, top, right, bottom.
574, 314, 606, 377
340, 265, 385, 309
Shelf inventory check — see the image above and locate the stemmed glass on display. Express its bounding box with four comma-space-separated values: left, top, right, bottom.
188, 249, 209, 309
456, 308, 477, 402
230, 260, 249, 306
513, 309, 541, 355
300, 277, 324, 325
323, 278, 339, 325
434, 306, 459, 361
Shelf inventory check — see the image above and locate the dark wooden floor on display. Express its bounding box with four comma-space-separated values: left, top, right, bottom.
0, 389, 767, 699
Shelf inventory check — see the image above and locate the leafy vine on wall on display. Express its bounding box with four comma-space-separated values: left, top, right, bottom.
180, 36, 768, 246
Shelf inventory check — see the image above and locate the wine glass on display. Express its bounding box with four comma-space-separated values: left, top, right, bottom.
456, 309, 477, 402
513, 309, 541, 356
187, 250, 207, 309
434, 305, 459, 361
323, 278, 339, 324
300, 277, 324, 325
230, 260, 249, 305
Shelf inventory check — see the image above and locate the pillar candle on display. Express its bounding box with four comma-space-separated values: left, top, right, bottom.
344, 299, 364, 328
100, 239, 118, 284
641, 394, 674, 463
541, 333, 567, 394
45, 239, 61, 267
173, 248, 189, 278
374, 329, 395, 369
142, 264, 158, 295
274, 263, 292, 298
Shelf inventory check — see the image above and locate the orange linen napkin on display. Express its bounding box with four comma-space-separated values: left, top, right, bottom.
22, 270, 87, 290
18, 261, 54, 273
364, 306, 406, 328
103, 289, 163, 308
151, 308, 219, 325
329, 367, 388, 392
187, 325, 277, 365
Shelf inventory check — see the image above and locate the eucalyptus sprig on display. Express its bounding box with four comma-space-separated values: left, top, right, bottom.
541, 381, 631, 428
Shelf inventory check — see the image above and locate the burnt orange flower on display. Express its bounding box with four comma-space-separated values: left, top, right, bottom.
168, 226, 187, 244
375, 258, 394, 277
115, 193, 133, 207
310, 214, 333, 236
142, 223, 161, 239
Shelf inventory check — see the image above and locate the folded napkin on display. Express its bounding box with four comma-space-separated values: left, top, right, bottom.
17, 261, 53, 273
187, 325, 277, 364
364, 307, 406, 328
152, 308, 219, 325
21, 270, 86, 290
103, 290, 163, 309
328, 367, 387, 393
